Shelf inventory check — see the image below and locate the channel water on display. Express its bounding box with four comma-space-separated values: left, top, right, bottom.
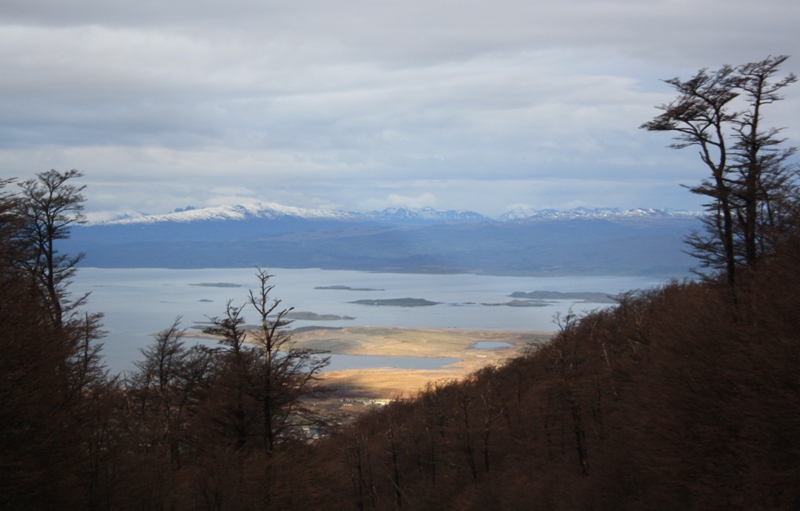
71, 267, 665, 374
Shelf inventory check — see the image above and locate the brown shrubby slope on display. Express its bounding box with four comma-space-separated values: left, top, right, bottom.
305, 235, 800, 511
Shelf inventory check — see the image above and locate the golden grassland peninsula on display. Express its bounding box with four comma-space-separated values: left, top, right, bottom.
279, 327, 550, 398
189, 326, 552, 398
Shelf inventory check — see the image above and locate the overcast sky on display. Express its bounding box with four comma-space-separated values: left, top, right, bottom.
1, 0, 798, 220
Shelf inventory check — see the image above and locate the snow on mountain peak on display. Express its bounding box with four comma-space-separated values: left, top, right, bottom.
95, 201, 356, 225
92, 202, 700, 226
498, 207, 700, 222
362, 206, 488, 223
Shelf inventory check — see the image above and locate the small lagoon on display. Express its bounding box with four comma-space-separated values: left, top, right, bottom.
470, 341, 514, 350
323, 354, 459, 372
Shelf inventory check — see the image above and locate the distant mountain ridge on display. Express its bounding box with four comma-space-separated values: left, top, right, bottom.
65, 202, 701, 276
98, 201, 358, 225
96, 202, 699, 226
360, 207, 490, 224
497, 206, 700, 222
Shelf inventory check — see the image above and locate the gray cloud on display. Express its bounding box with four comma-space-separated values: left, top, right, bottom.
0, 0, 798, 218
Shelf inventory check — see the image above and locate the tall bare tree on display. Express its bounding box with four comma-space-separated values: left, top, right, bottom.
16, 169, 87, 326
729, 56, 798, 271
641, 66, 740, 284
1, 173, 111, 509
641, 56, 797, 286
198, 269, 330, 454
248, 268, 330, 453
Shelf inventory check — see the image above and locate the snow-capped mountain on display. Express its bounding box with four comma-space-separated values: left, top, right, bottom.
97, 202, 696, 226
498, 207, 700, 222
360, 207, 489, 224
98, 202, 358, 225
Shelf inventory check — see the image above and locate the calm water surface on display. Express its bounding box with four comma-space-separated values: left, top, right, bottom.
470, 341, 514, 350
71, 268, 664, 374
324, 354, 460, 372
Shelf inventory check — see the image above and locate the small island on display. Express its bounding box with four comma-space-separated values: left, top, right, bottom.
285, 311, 355, 321
481, 299, 551, 307
350, 298, 440, 307
189, 282, 242, 288
315, 285, 384, 291
509, 291, 617, 303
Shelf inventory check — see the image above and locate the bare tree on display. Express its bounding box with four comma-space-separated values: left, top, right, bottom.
1, 172, 114, 509
198, 269, 330, 455
729, 56, 798, 271
203, 301, 255, 451
15, 169, 87, 326
133, 318, 211, 467
641, 66, 740, 285
642, 56, 797, 286
14, 170, 110, 410
247, 268, 330, 453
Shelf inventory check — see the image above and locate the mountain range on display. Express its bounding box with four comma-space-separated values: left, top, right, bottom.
63, 203, 702, 276
97, 202, 697, 225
